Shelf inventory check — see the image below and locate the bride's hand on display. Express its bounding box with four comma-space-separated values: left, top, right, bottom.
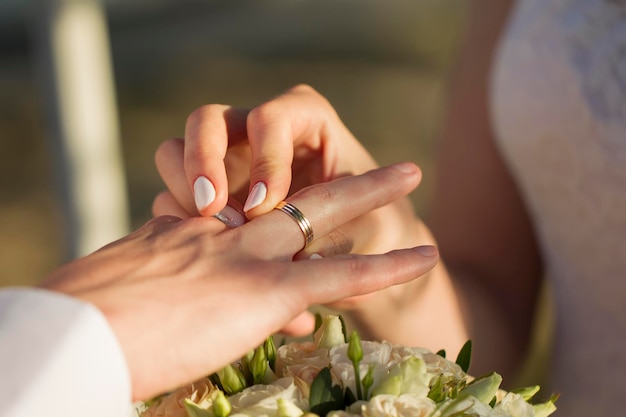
154, 84, 428, 261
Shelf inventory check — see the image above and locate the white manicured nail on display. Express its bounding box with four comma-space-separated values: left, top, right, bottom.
309, 253, 323, 260
243, 182, 267, 212
193, 176, 216, 211
213, 205, 245, 228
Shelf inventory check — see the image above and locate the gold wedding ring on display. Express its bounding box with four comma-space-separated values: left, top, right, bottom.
274, 201, 314, 248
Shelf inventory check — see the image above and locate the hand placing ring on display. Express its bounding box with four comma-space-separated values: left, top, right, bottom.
274, 201, 314, 249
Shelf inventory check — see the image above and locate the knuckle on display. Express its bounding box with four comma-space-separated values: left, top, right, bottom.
294, 182, 335, 205
141, 215, 183, 238
325, 229, 354, 255
154, 138, 182, 166
247, 101, 282, 129
345, 255, 370, 278
286, 83, 317, 96
286, 84, 336, 115
186, 104, 227, 126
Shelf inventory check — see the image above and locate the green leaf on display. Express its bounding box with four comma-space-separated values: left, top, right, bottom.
436, 349, 446, 358
455, 340, 472, 373
309, 367, 345, 416
459, 372, 502, 404
533, 397, 558, 417
511, 385, 540, 401
344, 386, 357, 407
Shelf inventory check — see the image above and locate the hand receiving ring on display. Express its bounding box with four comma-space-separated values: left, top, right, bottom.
274, 201, 314, 249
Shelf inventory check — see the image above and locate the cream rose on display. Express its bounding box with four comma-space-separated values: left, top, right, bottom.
389, 346, 465, 381
493, 393, 535, 417
360, 394, 436, 417
275, 342, 330, 386
329, 341, 393, 394
228, 377, 308, 417
140, 378, 217, 417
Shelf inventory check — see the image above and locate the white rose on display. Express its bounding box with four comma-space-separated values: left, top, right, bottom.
330, 341, 393, 394
493, 393, 535, 417
229, 377, 308, 417
389, 346, 465, 381
360, 394, 436, 417
275, 342, 330, 386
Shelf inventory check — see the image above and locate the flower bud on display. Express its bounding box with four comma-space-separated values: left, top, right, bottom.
362, 364, 375, 399
264, 336, 277, 371
217, 364, 247, 395
251, 346, 268, 384
348, 331, 363, 364
277, 397, 305, 417
212, 391, 232, 417
314, 315, 345, 349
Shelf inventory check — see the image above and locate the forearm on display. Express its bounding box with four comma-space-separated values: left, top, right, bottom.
344, 219, 529, 383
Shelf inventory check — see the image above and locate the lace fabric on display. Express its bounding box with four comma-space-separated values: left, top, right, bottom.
490, 0, 626, 414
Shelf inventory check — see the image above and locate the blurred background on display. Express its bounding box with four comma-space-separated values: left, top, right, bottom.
0, 0, 466, 287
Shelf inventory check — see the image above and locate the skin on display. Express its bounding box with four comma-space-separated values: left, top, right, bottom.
40, 163, 439, 401
154, 0, 542, 383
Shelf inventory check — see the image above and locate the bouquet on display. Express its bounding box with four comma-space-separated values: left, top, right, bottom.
137, 315, 557, 417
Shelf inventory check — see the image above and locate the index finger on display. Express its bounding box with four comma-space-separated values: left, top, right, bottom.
242, 85, 343, 217
184, 105, 249, 216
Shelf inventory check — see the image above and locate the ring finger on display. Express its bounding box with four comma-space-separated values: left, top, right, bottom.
236, 162, 422, 260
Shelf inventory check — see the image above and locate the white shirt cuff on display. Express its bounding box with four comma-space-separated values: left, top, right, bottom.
0, 287, 132, 417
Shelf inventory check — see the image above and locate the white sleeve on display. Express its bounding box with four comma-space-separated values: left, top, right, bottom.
0, 288, 132, 417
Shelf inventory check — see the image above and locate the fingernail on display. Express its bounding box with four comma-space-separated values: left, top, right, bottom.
194, 176, 216, 211
309, 253, 323, 260
243, 182, 267, 212
391, 162, 418, 174
415, 245, 438, 257
213, 205, 245, 228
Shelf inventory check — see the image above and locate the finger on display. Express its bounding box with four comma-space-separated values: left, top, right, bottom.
293, 201, 408, 259
239, 162, 422, 259
184, 105, 249, 216
156, 138, 247, 227
288, 246, 439, 306
152, 191, 193, 219
277, 311, 316, 337
155, 138, 196, 215
242, 85, 338, 218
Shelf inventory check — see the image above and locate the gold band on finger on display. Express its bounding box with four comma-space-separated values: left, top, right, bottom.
274, 200, 314, 248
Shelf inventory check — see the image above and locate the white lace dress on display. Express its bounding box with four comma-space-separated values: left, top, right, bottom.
491, 0, 626, 414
